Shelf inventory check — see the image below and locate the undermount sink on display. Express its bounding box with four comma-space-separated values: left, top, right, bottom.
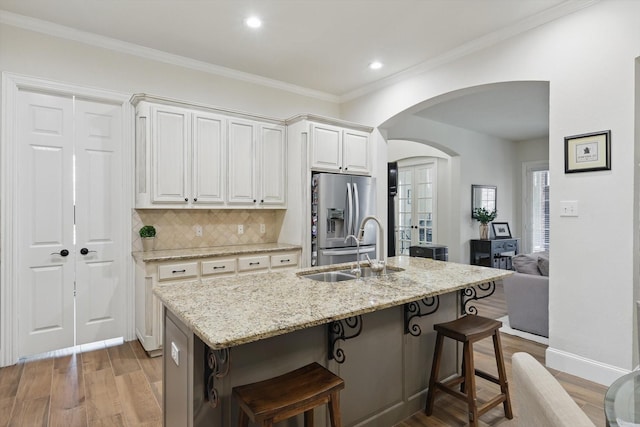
301, 271, 357, 282
299, 266, 403, 282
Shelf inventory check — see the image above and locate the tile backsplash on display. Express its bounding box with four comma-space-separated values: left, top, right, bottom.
132, 209, 285, 251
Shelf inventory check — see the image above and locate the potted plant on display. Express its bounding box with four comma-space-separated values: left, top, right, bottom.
139, 225, 157, 251
472, 207, 497, 240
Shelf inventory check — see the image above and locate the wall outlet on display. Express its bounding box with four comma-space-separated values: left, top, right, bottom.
260, 223, 266, 234
171, 341, 180, 366
195, 224, 203, 237
238, 224, 244, 235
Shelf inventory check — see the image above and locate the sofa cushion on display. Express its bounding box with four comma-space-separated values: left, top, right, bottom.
512, 254, 541, 275
538, 256, 549, 276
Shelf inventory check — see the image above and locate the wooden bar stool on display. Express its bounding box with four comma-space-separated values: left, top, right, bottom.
232, 362, 344, 427
425, 315, 513, 427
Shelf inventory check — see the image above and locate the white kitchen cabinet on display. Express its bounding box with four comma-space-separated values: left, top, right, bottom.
134, 247, 301, 355
310, 123, 371, 175
132, 94, 285, 209
228, 119, 286, 208
135, 100, 226, 208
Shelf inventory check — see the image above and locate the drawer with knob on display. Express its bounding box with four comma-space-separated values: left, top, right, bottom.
237, 255, 270, 273
201, 259, 237, 277
270, 252, 299, 269
158, 262, 198, 281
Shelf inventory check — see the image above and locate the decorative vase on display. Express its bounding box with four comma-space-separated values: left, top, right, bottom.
142, 237, 156, 251
479, 223, 489, 240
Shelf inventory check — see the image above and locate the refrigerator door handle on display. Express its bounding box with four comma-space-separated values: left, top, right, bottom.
353, 182, 360, 236
346, 182, 353, 237
322, 247, 376, 256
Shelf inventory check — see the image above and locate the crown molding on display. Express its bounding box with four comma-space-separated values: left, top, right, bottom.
0, 10, 340, 104
339, 0, 600, 103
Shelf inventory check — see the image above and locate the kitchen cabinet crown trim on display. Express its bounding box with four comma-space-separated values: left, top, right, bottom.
130, 93, 284, 126
286, 113, 373, 133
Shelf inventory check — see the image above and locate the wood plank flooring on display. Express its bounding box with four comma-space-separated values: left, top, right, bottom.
0, 340, 162, 427
0, 281, 607, 426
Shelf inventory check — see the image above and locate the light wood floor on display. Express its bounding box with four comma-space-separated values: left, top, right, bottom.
0, 282, 607, 427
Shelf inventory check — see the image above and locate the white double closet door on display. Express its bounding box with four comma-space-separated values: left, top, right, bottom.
16, 89, 125, 357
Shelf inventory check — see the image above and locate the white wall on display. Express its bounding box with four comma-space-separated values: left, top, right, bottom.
0, 24, 339, 119
341, 0, 639, 384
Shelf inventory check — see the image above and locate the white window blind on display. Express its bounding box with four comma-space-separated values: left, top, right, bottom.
530, 169, 550, 252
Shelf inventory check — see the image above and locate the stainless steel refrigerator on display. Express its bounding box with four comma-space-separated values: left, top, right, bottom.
311, 173, 377, 266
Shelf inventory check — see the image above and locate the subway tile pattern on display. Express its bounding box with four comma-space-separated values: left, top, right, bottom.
131, 209, 284, 251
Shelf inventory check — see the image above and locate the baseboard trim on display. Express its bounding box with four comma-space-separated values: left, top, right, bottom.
546, 346, 629, 386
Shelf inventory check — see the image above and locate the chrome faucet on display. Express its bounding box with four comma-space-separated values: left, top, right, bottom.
357, 215, 386, 275
344, 234, 361, 278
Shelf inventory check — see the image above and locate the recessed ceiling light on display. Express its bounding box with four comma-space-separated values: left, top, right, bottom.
369, 61, 383, 70
245, 16, 262, 29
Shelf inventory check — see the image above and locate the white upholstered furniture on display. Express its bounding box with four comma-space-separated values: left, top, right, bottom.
503, 252, 549, 337
512, 352, 595, 427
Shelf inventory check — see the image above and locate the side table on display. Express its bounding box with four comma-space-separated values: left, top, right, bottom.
470, 238, 519, 270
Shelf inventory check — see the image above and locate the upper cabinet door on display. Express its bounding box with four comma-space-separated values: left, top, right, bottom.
342, 129, 370, 175
192, 112, 226, 205
309, 123, 371, 175
151, 106, 190, 204
259, 124, 286, 207
310, 124, 342, 172
227, 118, 256, 204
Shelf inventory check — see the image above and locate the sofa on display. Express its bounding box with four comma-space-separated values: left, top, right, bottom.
502, 251, 549, 337
512, 352, 595, 427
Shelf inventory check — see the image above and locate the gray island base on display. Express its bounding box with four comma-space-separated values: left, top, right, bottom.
155, 256, 512, 427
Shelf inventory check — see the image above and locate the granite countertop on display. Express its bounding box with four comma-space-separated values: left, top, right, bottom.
132, 242, 302, 262
154, 256, 513, 350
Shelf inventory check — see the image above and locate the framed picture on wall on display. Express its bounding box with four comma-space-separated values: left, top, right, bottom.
492, 222, 512, 239
564, 130, 611, 173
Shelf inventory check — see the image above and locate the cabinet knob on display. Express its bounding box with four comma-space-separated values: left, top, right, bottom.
260, 199, 264, 203
344, 167, 348, 171
253, 199, 257, 203
193, 198, 198, 202
184, 198, 188, 202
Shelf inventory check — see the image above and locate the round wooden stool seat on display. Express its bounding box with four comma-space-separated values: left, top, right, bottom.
425, 314, 513, 427
232, 362, 344, 427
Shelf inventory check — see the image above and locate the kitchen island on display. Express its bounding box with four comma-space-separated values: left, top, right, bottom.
155, 255, 512, 427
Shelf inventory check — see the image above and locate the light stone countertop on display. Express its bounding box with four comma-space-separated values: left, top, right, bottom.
154, 256, 513, 350
132, 242, 302, 262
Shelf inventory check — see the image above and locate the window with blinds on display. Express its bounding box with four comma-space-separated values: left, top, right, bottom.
530, 169, 550, 252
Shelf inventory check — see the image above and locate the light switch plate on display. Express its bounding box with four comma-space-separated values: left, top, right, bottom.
260, 223, 266, 234
560, 200, 578, 217
171, 342, 180, 366
238, 224, 244, 234
195, 225, 203, 237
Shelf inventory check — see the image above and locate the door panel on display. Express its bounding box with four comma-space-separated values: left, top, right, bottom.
193, 113, 225, 204
227, 119, 255, 203
152, 106, 189, 203
17, 91, 124, 358
17, 90, 75, 356
74, 99, 123, 345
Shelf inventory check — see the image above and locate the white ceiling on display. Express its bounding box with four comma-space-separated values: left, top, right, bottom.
0, 0, 593, 139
